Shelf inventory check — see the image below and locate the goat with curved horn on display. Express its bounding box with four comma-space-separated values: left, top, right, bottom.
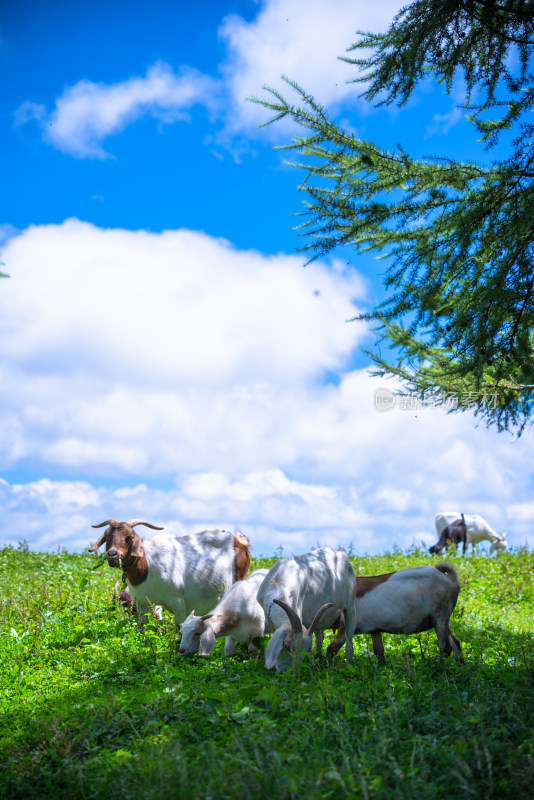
272, 599, 302, 636
307, 603, 334, 636
89, 519, 164, 553
258, 546, 356, 671
273, 599, 333, 638
88, 519, 117, 552
265, 598, 337, 672
88, 520, 252, 635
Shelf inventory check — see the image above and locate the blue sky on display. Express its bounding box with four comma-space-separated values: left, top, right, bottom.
1, 0, 532, 555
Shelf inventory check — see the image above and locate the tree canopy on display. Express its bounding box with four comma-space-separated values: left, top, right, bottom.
252, 0, 534, 435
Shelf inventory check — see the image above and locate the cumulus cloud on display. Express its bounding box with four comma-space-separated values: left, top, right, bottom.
15, 0, 405, 156
219, 0, 404, 134
0, 220, 365, 479
0, 219, 363, 384
0, 220, 533, 554
1, 457, 531, 556
19, 62, 219, 158
0, 473, 370, 555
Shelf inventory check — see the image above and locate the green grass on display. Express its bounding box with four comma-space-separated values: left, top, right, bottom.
0, 545, 533, 799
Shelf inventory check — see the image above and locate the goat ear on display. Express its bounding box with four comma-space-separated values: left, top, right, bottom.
265, 627, 290, 669
88, 531, 107, 552
129, 534, 144, 559
199, 627, 216, 656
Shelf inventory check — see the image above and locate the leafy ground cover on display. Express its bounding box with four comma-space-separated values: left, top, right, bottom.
0, 544, 532, 799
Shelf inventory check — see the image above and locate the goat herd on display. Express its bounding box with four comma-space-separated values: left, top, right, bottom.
89, 512, 509, 672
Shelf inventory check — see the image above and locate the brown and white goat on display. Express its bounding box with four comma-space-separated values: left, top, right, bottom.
326, 563, 463, 664
89, 519, 251, 626
429, 515, 467, 555
178, 568, 269, 656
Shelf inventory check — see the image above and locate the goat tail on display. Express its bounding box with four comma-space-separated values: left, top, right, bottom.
434, 562, 459, 587
235, 529, 250, 548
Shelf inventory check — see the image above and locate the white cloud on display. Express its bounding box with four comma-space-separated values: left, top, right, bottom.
1, 457, 531, 556
14, 100, 47, 126
425, 106, 463, 138
424, 76, 471, 139
0, 474, 373, 554
21, 62, 219, 158
0, 220, 365, 478
219, 0, 404, 134
15, 1, 405, 156
0, 219, 363, 385
0, 220, 533, 555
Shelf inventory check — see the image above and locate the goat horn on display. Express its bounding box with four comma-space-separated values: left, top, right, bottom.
200, 613, 214, 621
126, 520, 164, 530
273, 599, 302, 636
88, 529, 108, 553
307, 603, 334, 636
92, 519, 117, 528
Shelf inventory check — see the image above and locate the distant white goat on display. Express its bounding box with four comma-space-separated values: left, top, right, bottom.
178, 568, 269, 656
326, 563, 463, 664
435, 512, 508, 553
257, 547, 356, 672
89, 520, 251, 626
429, 515, 467, 555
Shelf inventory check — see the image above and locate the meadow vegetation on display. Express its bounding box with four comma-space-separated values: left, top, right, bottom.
0, 543, 532, 799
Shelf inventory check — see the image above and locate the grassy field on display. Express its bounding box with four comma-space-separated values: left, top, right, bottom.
0, 544, 533, 799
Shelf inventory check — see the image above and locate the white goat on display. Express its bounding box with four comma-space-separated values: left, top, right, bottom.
326, 563, 463, 664
435, 512, 508, 553
177, 568, 269, 656
257, 547, 357, 672
89, 519, 251, 626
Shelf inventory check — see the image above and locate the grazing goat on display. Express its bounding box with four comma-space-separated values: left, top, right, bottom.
266, 599, 334, 672
257, 547, 356, 672
435, 512, 508, 553
326, 563, 463, 664
89, 519, 251, 626
429, 515, 467, 555
178, 568, 269, 656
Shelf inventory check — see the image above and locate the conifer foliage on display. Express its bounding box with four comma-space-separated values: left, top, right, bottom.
253, 0, 534, 434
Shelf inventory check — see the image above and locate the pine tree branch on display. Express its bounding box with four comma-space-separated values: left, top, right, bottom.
251, 0, 534, 433
469, 0, 534, 19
